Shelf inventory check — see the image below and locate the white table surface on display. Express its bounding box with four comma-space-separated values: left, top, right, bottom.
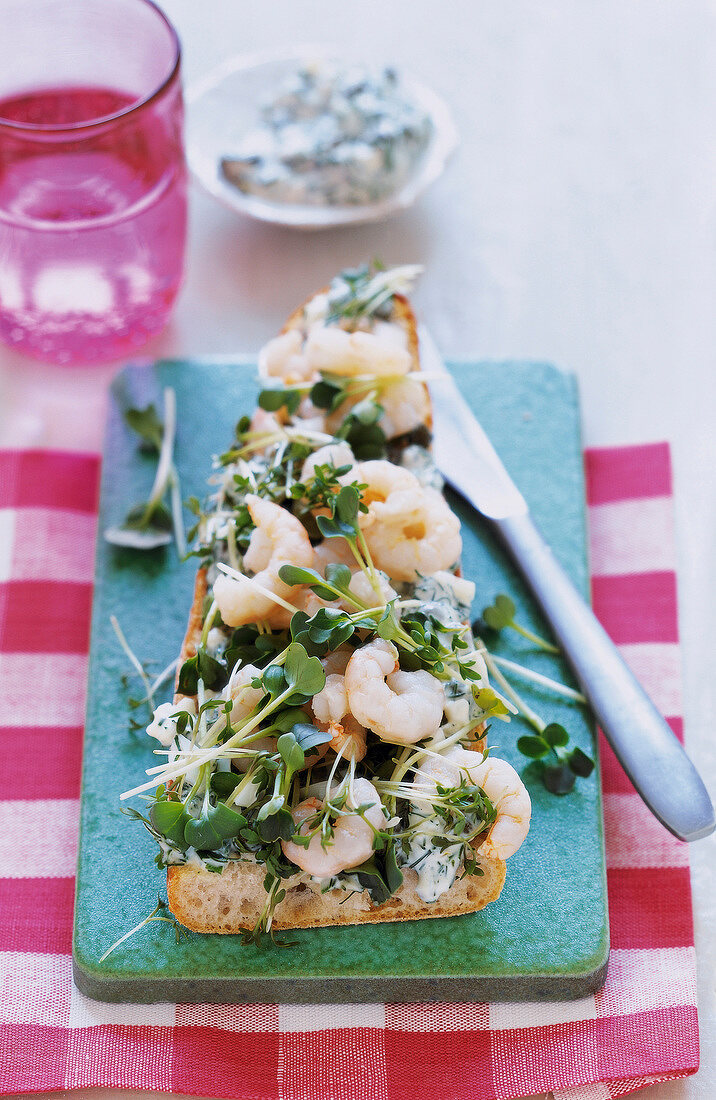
2, 2, 715, 1098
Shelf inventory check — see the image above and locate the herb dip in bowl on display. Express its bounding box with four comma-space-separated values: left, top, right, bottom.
186, 46, 458, 230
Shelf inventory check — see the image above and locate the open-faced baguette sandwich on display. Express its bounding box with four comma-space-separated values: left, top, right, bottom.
130, 263, 531, 940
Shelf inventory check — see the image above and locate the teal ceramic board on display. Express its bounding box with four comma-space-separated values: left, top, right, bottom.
73, 360, 609, 1004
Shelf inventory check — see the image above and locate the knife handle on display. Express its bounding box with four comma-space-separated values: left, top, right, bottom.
494, 512, 715, 842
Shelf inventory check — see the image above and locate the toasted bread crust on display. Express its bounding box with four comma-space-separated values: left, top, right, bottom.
167, 857, 506, 933
174, 568, 208, 692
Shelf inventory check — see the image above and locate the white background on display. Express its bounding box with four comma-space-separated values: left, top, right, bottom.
0, 3, 714, 1098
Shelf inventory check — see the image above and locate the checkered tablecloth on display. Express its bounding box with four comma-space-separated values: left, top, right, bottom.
0, 442, 699, 1099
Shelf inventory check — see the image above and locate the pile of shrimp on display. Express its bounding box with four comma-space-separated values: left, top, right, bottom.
205, 448, 530, 888
257, 302, 430, 441
147, 269, 533, 908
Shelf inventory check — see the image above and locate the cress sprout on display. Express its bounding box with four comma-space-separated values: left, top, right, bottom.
105, 389, 187, 555
480, 593, 559, 654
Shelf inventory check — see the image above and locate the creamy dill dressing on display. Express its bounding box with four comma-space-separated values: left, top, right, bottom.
398, 444, 445, 491
407, 820, 464, 903
221, 62, 433, 207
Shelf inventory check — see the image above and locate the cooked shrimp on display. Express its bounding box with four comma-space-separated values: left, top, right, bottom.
305, 326, 412, 377
328, 714, 368, 761
213, 495, 314, 628
226, 663, 264, 722
413, 747, 531, 860
363, 486, 462, 582
222, 663, 276, 769
370, 319, 411, 349
378, 377, 430, 439
322, 646, 352, 676
292, 395, 326, 432
344, 639, 445, 744
312, 673, 367, 761
312, 673, 348, 727
281, 778, 385, 877
324, 393, 363, 436
313, 538, 357, 572
258, 329, 314, 384
301, 589, 341, 618
300, 442, 355, 483
347, 569, 397, 608
353, 460, 423, 522
249, 406, 285, 433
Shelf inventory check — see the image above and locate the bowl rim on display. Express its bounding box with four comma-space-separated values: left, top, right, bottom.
185, 43, 459, 230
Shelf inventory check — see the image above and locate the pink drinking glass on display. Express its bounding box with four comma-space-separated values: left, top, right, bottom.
0, 0, 187, 364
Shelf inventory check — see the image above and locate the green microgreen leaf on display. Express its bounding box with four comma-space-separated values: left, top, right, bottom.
310, 376, 349, 413
210, 771, 243, 797
283, 642, 326, 699
261, 664, 287, 700
516, 735, 550, 760
335, 484, 361, 524
277, 732, 305, 773
567, 745, 595, 777
542, 763, 577, 795
290, 606, 357, 657
325, 562, 353, 593
269, 707, 313, 734
482, 594, 516, 631
542, 722, 570, 748
177, 647, 228, 695
337, 414, 387, 461
515, 722, 594, 795
316, 484, 362, 541
257, 809, 296, 843
124, 403, 164, 452
291, 722, 333, 752
225, 625, 289, 672
184, 801, 247, 849
473, 687, 511, 718
150, 797, 191, 850
258, 385, 302, 415
350, 857, 392, 905
481, 593, 559, 653
278, 564, 335, 600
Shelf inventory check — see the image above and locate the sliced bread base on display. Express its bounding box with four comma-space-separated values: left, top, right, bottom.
167, 857, 506, 933
164, 288, 491, 934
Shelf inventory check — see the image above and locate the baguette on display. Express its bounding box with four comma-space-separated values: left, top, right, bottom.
167, 857, 505, 934
142, 265, 528, 938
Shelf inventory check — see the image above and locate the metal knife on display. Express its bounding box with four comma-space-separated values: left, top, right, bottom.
420, 327, 715, 842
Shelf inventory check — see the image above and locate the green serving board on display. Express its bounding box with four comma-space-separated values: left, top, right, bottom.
73, 360, 609, 1004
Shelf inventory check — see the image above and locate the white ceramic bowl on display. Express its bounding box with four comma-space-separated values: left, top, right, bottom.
186, 45, 459, 231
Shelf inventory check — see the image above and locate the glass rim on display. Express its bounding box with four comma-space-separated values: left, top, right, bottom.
0, 0, 181, 134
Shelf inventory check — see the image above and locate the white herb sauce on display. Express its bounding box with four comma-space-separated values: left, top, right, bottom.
221, 62, 432, 207
407, 818, 462, 903
399, 444, 445, 491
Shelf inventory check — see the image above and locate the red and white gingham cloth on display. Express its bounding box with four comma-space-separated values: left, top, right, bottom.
0, 443, 699, 1099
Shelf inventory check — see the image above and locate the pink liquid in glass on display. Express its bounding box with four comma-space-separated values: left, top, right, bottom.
0, 85, 187, 364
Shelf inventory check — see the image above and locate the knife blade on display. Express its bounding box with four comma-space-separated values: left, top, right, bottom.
420, 326, 715, 842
